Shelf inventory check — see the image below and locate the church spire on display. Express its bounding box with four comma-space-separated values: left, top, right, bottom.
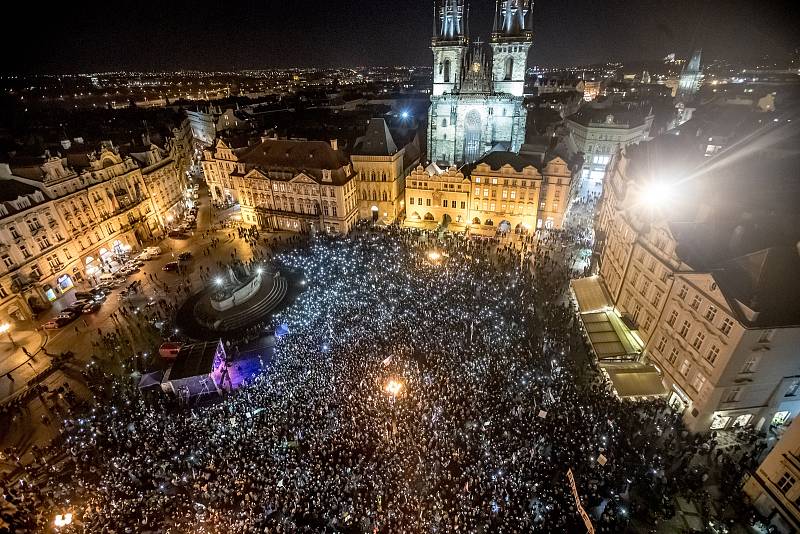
492, 0, 533, 38
433, 0, 467, 42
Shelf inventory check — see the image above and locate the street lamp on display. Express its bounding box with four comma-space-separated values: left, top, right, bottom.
0, 323, 16, 347
428, 251, 441, 262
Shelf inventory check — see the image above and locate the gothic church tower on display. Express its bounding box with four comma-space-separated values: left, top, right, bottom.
490, 0, 533, 97
432, 0, 469, 96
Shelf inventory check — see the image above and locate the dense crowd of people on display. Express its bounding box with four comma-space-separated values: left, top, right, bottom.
3, 221, 696, 532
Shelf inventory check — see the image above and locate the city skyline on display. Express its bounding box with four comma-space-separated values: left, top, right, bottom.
4, 0, 798, 74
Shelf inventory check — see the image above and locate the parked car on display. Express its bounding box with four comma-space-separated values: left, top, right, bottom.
82, 301, 102, 314
162, 261, 179, 272
67, 300, 91, 312
168, 230, 188, 239
178, 251, 192, 261
74, 291, 97, 302
56, 310, 79, 322
145, 246, 161, 255
43, 318, 66, 329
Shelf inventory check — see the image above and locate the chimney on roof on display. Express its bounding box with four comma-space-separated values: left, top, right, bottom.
330, 139, 339, 151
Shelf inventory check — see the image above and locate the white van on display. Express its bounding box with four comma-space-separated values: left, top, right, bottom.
145, 246, 161, 256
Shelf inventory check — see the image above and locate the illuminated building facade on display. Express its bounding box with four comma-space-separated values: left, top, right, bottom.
0, 135, 191, 321
351, 119, 420, 224
405, 164, 471, 228
427, 0, 530, 167
223, 138, 360, 234
744, 416, 800, 533
404, 150, 572, 232
565, 105, 654, 190
593, 133, 800, 432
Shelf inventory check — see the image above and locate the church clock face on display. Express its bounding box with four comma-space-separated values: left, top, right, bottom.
472, 62, 481, 73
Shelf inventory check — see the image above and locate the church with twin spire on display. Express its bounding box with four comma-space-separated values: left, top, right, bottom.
428, 0, 533, 167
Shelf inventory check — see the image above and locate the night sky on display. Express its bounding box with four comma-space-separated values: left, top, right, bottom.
6, 0, 798, 73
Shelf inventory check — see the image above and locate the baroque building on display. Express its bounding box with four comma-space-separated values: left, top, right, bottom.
0, 133, 192, 323
217, 138, 360, 234
428, 0, 531, 167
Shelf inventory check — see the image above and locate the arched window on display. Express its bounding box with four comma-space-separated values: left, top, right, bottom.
382, 172, 387, 182
504, 57, 513, 81
463, 110, 482, 163
443, 59, 451, 83
371, 190, 377, 201
441, 118, 448, 128
382, 191, 387, 201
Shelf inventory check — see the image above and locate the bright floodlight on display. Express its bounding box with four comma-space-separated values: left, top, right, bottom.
256, 267, 263, 274
54, 513, 73, 527
0, 323, 9, 334
385, 379, 404, 397
214, 277, 223, 285
639, 181, 672, 209
401, 111, 409, 119
428, 251, 441, 262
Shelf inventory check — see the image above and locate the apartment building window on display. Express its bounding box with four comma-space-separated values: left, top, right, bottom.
474, 187, 480, 196
691, 373, 707, 393
643, 314, 652, 332
331, 207, 337, 217
705, 305, 717, 322
2, 255, 13, 268
690, 295, 702, 310
758, 329, 775, 343
46, 254, 60, 269
30, 265, 41, 279
9, 226, 20, 239
721, 317, 734, 335
491, 178, 498, 185
442, 200, 448, 208
63, 248, 72, 260
659, 269, 669, 283
726, 387, 742, 403
0, 285, 6, 298
502, 190, 508, 199
483, 188, 489, 197
706, 345, 720, 365
409, 198, 414, 205
19, 245, 31, 259
460, 202, 466, 209
490, 203, 496, 211
647, 258, 656, 273
630, 270, 639, 287
426, 199, 431, 207
740, 355, 760, 374
679, 320, 690, 338
651, 291, 662, 308
667, 310, 678, 327
656, 336, 667, 353
678, 285, 688, 299
510, 191, 516, 199
668, 348, 678, 365
679, 359, 691, 377
778, 473, 796, 494
692, 332, 705, 351
640, 279, 650, 296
